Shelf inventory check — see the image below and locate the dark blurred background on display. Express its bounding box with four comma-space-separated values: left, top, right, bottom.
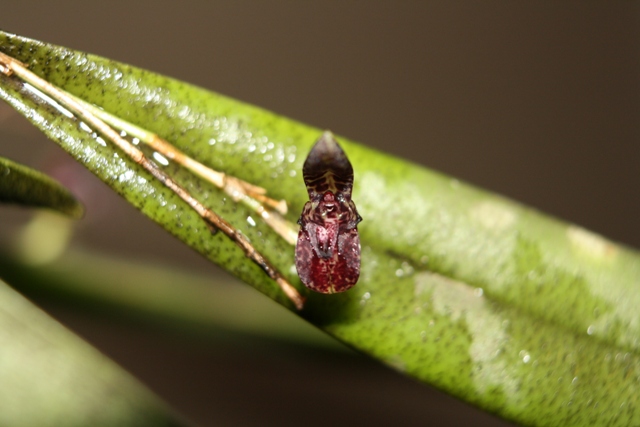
1, 1, 639, 426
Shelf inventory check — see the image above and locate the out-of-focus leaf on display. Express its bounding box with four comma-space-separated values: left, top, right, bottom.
0, 155, 83, 218
2, 31, 640, 426
0, 247, 341, 348
0, 278, 187, 427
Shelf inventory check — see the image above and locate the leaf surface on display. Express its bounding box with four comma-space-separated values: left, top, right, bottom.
2, 31, 640, 426
0, 155, 83, 217
0, 278, 186, 427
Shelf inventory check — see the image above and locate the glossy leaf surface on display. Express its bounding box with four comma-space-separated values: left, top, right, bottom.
2, 31, 640, 426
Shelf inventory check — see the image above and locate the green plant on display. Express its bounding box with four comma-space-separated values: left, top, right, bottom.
1, 31, 640, 427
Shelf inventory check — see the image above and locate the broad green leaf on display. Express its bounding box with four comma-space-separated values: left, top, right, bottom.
0, 155, 83, 218
0, 278, 186, 427
2, 31, 640, 426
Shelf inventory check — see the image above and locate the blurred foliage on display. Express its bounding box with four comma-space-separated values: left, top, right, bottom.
0, 248, 340, 349
0, 277, 187, 427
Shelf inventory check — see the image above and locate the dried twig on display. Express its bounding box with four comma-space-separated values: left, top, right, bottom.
0, 51, 304, 310
66, 92, 297, 245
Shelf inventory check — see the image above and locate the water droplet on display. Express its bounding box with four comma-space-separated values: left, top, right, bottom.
360, 292, 371, 306
247, 216, 256, 227
118, 170, 135, 183
152, 152, 169, 166
587, 325, 595, 335
79, 121, 92, 133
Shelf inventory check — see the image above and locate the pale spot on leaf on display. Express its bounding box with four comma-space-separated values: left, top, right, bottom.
567, 226, 617, 260
470, 201, 517, 231
415, 272, 519, 400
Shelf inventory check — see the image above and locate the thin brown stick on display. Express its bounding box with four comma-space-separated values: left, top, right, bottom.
0, 51, 304, 310
65, 92, 297, 245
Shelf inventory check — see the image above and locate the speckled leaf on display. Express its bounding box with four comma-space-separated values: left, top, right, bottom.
1, 31, 640, 426
0, 155, 83, 217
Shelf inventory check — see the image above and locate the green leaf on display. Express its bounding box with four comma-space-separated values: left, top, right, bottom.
0, 278, 186, 427
0, 155, 83, 218
2, 31, 640, 426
